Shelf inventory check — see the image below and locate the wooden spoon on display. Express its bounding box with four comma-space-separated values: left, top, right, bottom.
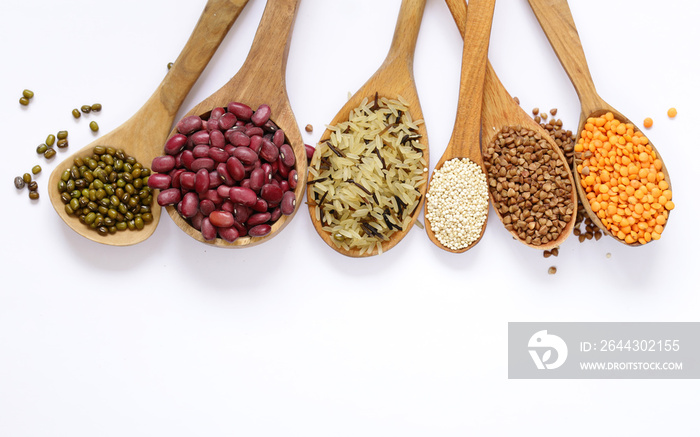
165, 0, 306, 248
48, 0, 250, 246
526, 0, 672, 245
445, 0, 577, 250
306, 0, 429, 257
423, 0, 496, 253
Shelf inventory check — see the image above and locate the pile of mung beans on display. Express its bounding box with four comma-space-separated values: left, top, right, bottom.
149, 101, 298, 243
57, 146, 154, 235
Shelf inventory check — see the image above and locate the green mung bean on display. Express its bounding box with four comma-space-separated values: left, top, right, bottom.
22, 89, 34, 99
57, 130, 68, 140
81, 105, 92, 113
32, 165, 42, 175
44, 149, 56, 159
19, 97, 30, 106
89, 121, 99, 132
46, 134, 56, 147
91, 103, 102, 112
37, 144, 48, 154
72, 109, 81, 118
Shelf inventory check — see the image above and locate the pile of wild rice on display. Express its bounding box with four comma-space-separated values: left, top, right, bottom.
308, 95, 428, 255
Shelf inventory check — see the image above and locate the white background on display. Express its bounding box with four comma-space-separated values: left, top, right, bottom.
1, 0, 698, 435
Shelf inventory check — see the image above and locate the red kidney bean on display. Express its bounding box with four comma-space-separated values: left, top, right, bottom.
247, 212, 271, 226
270, 160, 279, 175
216, 163, 234, 186
210, 129, 225, 149
226, 157, 245, 181
177, 115, 202, 135
195, 168, 209, 194
229, 186, 257, 206
279, 180, 289, 192
252, 197, 268, 213
245, 126, 264, 138
288, 169, 297, 189
218, 112, 237, 130
179, 192, 199, 218
259, 138, 279, 163
157, 188, 181, 206
263, 119, 278, 133
191, 212, 204, 230
248, 224, 271, 237
277, 156, 290, 179
251, 104, 271, 126
201, 217, 217, 240
224, 144, 236, 156
270, 207, 282, 222
216, 184, 231, 199
164, 134, 187, 155
191, 130, 210, 145
240, 178, 251, 189
193, 144, 210, 158
208, 170, 222, 188
233, 205, 252, 223
191, 157, 215, 171
210, 106, 226, 121
280, 190, 296, 215
221, 200, 235, 213
279, 143, 295, 167
229, 130, 250, 147
209, 210, 234, 228
249, 168, 265, 192
249, 135, 263, 154
181, 150, 195, 170
272, 129, 285, 147
169, 168, 185, 189
232, 220, 247, 236
260, 183, 283, 203
151, 155, 176, 173
179, 171, 195, 191
305, 144, 315, 161
218, 226, 239, 243
261, 163, 273, 184
203, 188, 224, 206
199, 199, 215, 216
147, 173, 171, 190
227, 102, 253, 120
208, 147, 228, 163
233, 147, 258, 166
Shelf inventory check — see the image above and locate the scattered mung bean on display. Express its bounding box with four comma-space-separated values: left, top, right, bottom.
37, 144, 48, 154
14, 176, 25, 189
29, 191, 39, 200
57, 130, 68, 140
89, 121, 99, 132
23, 173, 32, 184
72, 109, 81, 118
57, 139, 69, 148
44, 148, 56, 159
46, 134, 56, 147
32, 165, 42, 175
91, 103, 102, 112
19, 97, 30, 106
22, 89, 34, 99
81, 105, 92, 114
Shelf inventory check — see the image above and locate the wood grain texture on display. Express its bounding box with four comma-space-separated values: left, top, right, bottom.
527, 0, 672, 246
48, 0, 250, 246
306, 0, 429, 258
165, 0, 307, 248
445, 0, 577, 250
423, 0, 495, 254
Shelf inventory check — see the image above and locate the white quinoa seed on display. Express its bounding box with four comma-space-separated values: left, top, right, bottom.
425, 158, 489, 250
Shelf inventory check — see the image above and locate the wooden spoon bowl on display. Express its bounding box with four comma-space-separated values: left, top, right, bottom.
423, 0, 496, 253
47, 0, 250, 246
164, 0, 306, 248
527, 0, 673, 246
445, 0, 577, 251
306, 0, 429, 257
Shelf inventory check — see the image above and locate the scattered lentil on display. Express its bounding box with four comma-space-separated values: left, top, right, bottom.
425, 158, 489, 250
643, 117, 653, 128
548, 266, 557, 275
667, 107, 677, 118
483, 126, 575, 247
305, 124, 313, 133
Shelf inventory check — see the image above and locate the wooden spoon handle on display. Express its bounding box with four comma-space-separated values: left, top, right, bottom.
384, 0, 427, 68
237, 0, 301, 85
448, 0, 495, 161
147, 0, 250, 119
526, 0, 605, 115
